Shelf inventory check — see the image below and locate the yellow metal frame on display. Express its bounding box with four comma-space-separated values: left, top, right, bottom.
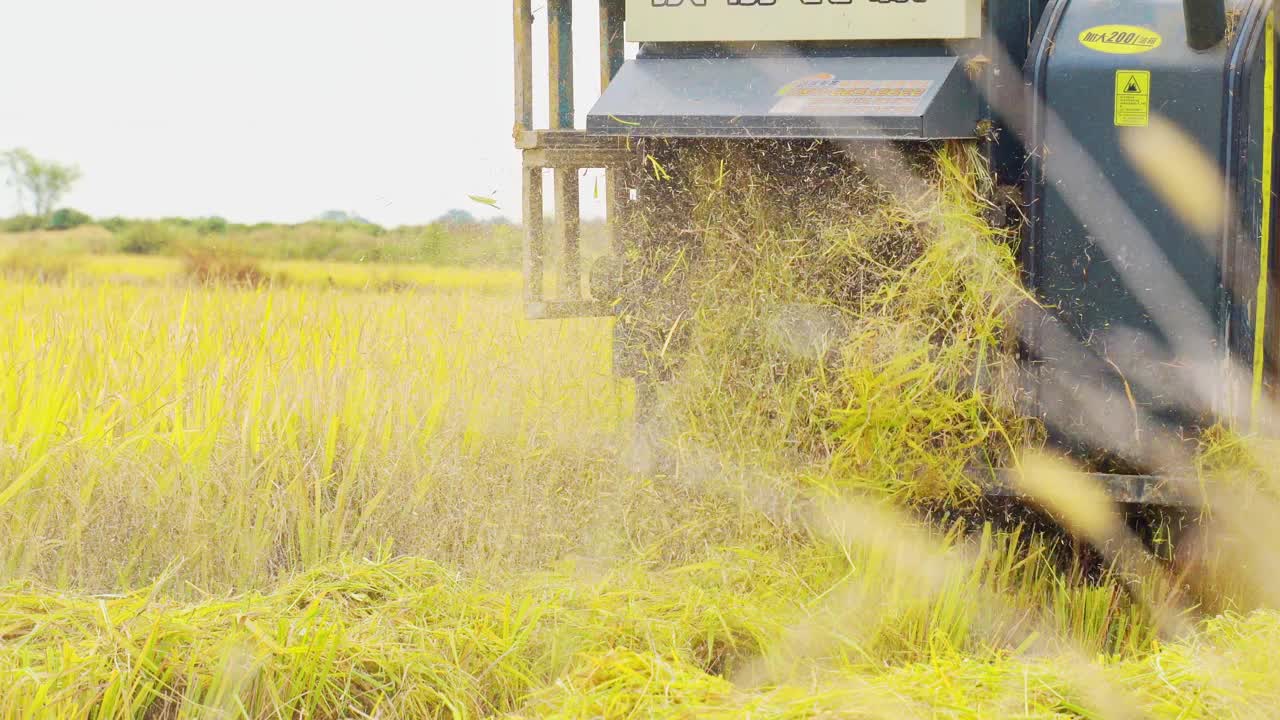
1252, 11, 1275, 426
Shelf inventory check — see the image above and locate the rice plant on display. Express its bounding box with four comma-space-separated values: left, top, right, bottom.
1, 143, 1279, 717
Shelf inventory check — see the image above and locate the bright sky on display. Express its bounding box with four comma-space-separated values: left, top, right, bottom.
0, 1, 610, 226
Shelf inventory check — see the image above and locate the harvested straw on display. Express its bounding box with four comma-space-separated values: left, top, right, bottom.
616, 139, 1032, 502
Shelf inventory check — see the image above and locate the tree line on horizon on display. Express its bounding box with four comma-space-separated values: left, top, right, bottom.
1, 147, 517, 235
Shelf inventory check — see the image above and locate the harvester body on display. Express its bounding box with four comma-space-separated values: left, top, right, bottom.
512, 0, 1279, 502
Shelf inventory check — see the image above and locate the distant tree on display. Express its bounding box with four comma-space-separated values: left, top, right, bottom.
436, 208, 477, 226
119, 222, 176, 255
0, 215, 44, 232
315, 210, 374, 225
47, 208, 92, 230
195, 216, 229, 235
2, 148, 81, 218
99, 216, 130, 233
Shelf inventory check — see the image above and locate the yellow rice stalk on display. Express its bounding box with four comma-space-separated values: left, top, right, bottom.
620, 139, 1031, 503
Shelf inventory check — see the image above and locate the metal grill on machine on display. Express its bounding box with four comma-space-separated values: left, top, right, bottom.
512, 0, 1278, 506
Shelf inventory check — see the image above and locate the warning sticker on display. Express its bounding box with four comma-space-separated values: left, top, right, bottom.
1114, 70, 1151, 127
770, 75, 933, 117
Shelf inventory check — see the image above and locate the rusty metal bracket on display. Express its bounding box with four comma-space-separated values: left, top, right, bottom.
521, 131, 635, 320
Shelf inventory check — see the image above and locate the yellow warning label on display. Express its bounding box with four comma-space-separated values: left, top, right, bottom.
1114, 70, 1151, 127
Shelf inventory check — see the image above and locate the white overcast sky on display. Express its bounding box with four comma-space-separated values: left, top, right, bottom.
0, 1, 612, 226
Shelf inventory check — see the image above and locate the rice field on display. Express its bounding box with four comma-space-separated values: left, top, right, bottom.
0, 258, 1273, 718
3, 146, 1280, 717
1, 251, 522, 293
0, 275, 622, 588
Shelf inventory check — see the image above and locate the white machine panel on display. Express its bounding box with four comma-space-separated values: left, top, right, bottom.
626, 0, 985, 43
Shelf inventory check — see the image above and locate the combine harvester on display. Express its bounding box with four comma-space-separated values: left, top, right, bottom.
512, 0, 1278, 506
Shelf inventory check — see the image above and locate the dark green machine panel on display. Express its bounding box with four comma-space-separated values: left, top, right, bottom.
1026, 0, 1275, 465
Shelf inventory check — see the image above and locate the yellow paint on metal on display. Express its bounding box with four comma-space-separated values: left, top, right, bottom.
1078, 25, 1163, 54
1252, 12, 1275, 425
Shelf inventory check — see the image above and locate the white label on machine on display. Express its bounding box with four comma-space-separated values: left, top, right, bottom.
770, 76, 933, 116
627, 0, 984, 43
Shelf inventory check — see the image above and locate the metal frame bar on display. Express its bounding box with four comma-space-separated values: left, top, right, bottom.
548, 0, 575, 131
513, 0, 533, 136
514, 0, 634, 320
548, 0, 581, 301
522, 165, 544, 305
601, 0, 626, 90
601, 0, 628, 259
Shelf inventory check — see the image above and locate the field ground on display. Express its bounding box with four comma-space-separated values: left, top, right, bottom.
0, 249, 1279, 717
32, 252, 520, 293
